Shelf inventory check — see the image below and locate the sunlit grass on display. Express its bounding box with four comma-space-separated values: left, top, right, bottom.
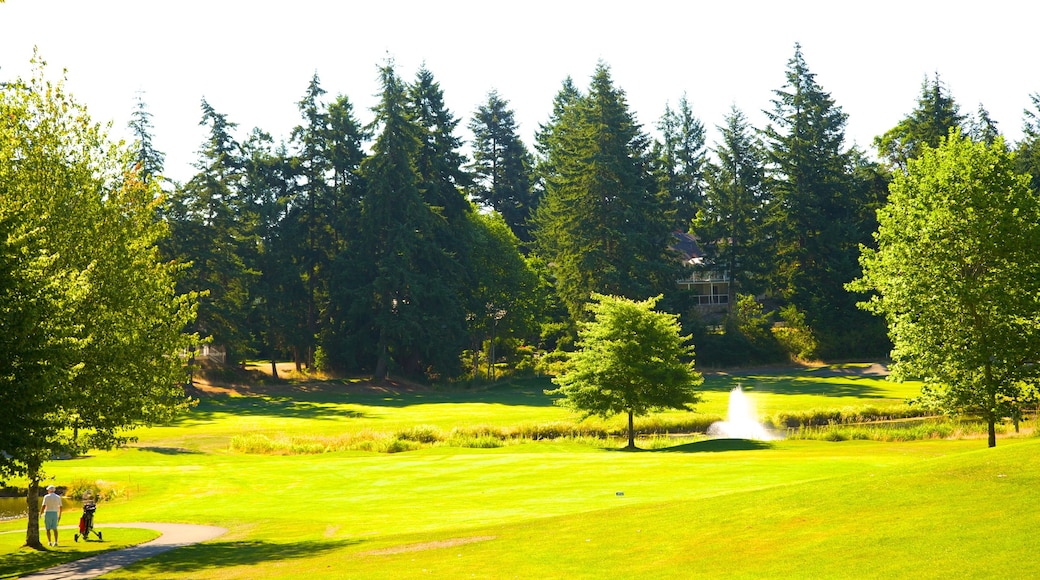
5, 365, 1035, 578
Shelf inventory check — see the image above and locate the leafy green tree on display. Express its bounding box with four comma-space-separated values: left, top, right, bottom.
851, 131, 1040, 447
0, 62, 196, 548
653, 95, 706, 230
762, 44, 874, 357
532, 63, 678, 321
874, 74, 966, 171
547, 294, 702, 449
468, 90, 536, 243
464, 210, 542, 378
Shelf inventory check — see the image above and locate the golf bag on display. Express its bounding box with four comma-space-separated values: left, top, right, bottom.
74, 502, 102, 542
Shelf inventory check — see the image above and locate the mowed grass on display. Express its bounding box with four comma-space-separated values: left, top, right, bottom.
0, 527, 159, 579
3, 366, 1037, 578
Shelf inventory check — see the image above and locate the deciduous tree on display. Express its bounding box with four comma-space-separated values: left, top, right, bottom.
546, 294, 702, 449
851, 131, 1040, 447
0, 61, 196, 548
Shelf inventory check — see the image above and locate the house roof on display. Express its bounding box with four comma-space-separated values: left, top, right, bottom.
671, 231, 706, 266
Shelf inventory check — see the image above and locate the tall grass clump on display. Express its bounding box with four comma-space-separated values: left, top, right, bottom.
787, 418, 998, 442
768, 405, 933, 429
395, 425, 443, 444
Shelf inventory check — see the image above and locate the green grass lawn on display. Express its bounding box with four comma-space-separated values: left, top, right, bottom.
0, 527, 159, 579
3, 366, 1036, 578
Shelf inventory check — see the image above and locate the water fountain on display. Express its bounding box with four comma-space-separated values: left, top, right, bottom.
707, 385, 775, 440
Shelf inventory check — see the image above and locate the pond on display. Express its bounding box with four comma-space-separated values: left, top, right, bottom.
0, 497, 84, 521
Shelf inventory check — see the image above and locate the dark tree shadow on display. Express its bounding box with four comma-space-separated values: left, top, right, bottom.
655, 439, 774, 453
698, 373, 889, 398
136, 447, 203, 455
173, 380, 559, 424
170, 397, 367, 425
118, 539, 360, 575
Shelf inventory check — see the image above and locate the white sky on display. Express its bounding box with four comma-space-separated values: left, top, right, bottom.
2, 0, 1037, 184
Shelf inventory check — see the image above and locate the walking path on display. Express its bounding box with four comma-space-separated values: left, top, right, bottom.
19, 523, 227, 580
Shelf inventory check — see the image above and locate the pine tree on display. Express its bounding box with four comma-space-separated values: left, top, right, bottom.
969, 103, 1001, 145
874, 73, 966, 171
1016, 93, 1040, 193
127, 91, 165, 186
468, 90, 536, 243
350, 62, 467, 380
531, 63, 678, 321
162, 99, 253, 362
762, 44, 872, 356
239, 128, 299, 376
653, 95, 706, 231
699, 106, 770, 299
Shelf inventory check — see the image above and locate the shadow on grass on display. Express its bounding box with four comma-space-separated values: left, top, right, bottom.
172, 397, 367, 425
175, 380, 558, 424
121, 538, 359, 575
136, 447, 203, 455
699, 373, 889, 398
656, 439, 774, 453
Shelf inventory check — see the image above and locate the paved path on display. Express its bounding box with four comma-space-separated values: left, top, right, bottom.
19, 523, 227, 580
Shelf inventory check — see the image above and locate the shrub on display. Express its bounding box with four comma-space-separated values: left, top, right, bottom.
396, 425, 443, 443
64, 479, 122, 501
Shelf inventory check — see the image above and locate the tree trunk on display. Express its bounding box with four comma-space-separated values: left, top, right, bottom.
988, 417, 996, 448
374, 327, 388, 383
270, 358, 279, 380
24, 460, 44, 550
627, 410, 636, 449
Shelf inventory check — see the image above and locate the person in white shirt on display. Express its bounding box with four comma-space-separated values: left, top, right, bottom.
41, 485, 62, 547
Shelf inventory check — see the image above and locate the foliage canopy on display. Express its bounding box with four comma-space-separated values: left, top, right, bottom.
546, 293, 702, 449
852, 131, 1040, 447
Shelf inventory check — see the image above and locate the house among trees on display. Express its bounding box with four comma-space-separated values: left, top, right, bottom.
672, 231, 730, 310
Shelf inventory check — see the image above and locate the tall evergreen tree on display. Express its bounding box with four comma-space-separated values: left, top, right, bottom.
468, 90, 536, 243
409, 66, 471, 219
1015, 93, 1040, 193
533, 76, 582, 200
239, 128, 299, 376
532, 63, 678, 321
162, 99, 253, 361
699, 106, 770, 300
874, 73, 966, 171
969, 103, 1001, 145
351, 62, 466, 380
325, 93, 368, 231
287, 73, 335, 367
127, 91, 165, 186
763, 44, 874, 356
653, 95, 706, 231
